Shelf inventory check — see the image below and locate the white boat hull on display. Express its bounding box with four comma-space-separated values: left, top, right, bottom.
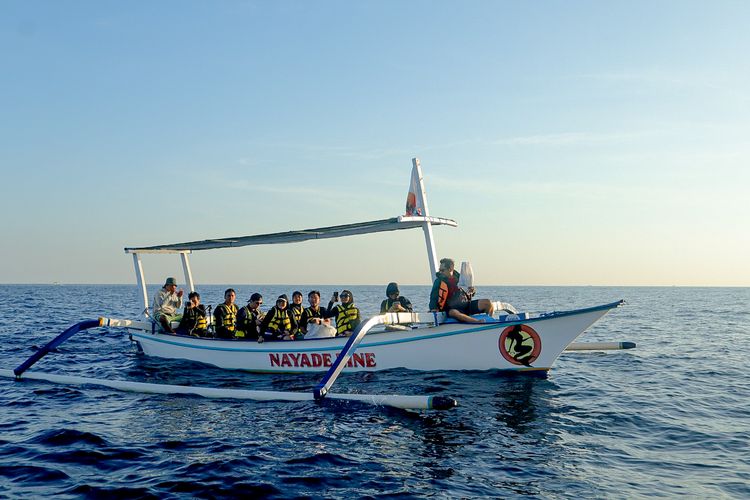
125, 301, 622, 374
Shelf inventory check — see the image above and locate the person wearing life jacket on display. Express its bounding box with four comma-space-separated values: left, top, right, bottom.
380, 282, 413, 313
260, 294, 294, 341
236, 292, 264, 340
214, 288, 238, 339
429, 258, 493, 323
300, 290, 332, 334
152, 277, 184, 333
288, 291, 305, 339
327, 289, 361, 337
176, 291, 208, 337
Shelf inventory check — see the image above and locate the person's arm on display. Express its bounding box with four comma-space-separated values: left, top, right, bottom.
401, 297, 413, 312
259, 308, 274, 334
326, 301, 337, 318
380, 300, 388, 314
428, 279, 440, 311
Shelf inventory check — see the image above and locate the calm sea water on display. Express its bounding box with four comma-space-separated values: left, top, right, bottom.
1, 285, 748, 498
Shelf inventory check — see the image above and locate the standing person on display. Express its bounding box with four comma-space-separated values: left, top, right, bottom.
429, 258, 493, 323
380, 282, 413, 313
300, 290, 329, 333
236, 293, 264, 340
260, 294, 293, 341
214, 288, 238, 339
289, 291, 305, 339
327, 289, 361, 337
176, 292, 208, 337
152, 277, 184, 333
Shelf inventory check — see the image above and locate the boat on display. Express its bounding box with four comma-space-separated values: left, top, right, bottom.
3, 158, 629, 410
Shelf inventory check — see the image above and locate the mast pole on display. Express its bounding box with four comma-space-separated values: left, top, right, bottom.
412, 158, 438, 282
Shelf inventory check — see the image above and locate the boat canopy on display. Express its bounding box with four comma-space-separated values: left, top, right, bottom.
124, 215, 457, 254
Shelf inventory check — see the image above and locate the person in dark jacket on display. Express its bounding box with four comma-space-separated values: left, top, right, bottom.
236, 293, 264, 340
327, 289, 361, 336
214, 288, 238, 339
176, 291, 208, 337
300, 290, 329, 334
380, 282, 413, 313
429, 258, 493, 323
260, 294, 294, 341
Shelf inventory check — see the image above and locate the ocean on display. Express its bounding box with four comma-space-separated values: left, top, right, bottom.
1, 284, 748, 498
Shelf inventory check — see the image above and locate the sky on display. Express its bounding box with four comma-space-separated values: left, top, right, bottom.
0, 1, 748, 287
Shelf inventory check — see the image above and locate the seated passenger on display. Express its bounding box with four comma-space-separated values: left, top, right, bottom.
236, 293, 264, 340
380, 282, 413, 313
289, 291, 305, 339
214, 288, 238, 339
152, 277, 184, 333
300, 290, 330, 334
429, 257, 493, 323
260, 294, 294, 341
327, 289, 361, 337
176, 291, 208, 337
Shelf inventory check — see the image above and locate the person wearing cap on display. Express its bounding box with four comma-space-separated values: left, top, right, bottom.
288, 291, 305, 339
300, 290, 330, 334
380, 282, 413, 314
260, 294, 294, 341
176, 291, 208, 337
236, 293, 264, 340
152, 277, 184, 333
327, 289, 361, 337
214, 288, 238, 339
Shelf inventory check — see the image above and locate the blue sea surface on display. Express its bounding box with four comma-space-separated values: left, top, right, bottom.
1, 285, 748, 498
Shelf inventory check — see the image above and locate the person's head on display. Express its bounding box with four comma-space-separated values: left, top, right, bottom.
276, 294, 288, 309
292, 291, 303, 305
340, 289, 353, 304
224, 288, 236, 304
188, 291, 200, 305
164, 277, 177, 292
386, 282, 399, 299
438, 258, 455, 276
248, 292, 263, 309
308, 290, 320, 307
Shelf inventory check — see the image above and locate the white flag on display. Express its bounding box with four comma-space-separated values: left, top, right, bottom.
405, 165, 424, 216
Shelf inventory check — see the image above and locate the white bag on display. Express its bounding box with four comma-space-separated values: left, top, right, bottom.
305, 323, 337, 339
458, 260, 474, 288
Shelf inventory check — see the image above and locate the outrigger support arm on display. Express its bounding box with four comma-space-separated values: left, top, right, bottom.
13, 319, 102, 377
313, 311, 457, 411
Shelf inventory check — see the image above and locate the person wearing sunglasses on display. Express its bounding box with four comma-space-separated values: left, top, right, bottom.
327, 289, 361, 337
236, 292, 264, 340
429, 257, 493, 323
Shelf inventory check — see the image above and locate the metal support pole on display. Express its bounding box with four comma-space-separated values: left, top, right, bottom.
180, 252, 195, 293
132, 253, 149, 312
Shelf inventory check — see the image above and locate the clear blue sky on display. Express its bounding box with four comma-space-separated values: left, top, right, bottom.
1, 1, 748, 286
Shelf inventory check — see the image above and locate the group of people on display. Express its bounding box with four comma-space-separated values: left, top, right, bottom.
152, 282, 366, 341
151, 256, 493, 341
